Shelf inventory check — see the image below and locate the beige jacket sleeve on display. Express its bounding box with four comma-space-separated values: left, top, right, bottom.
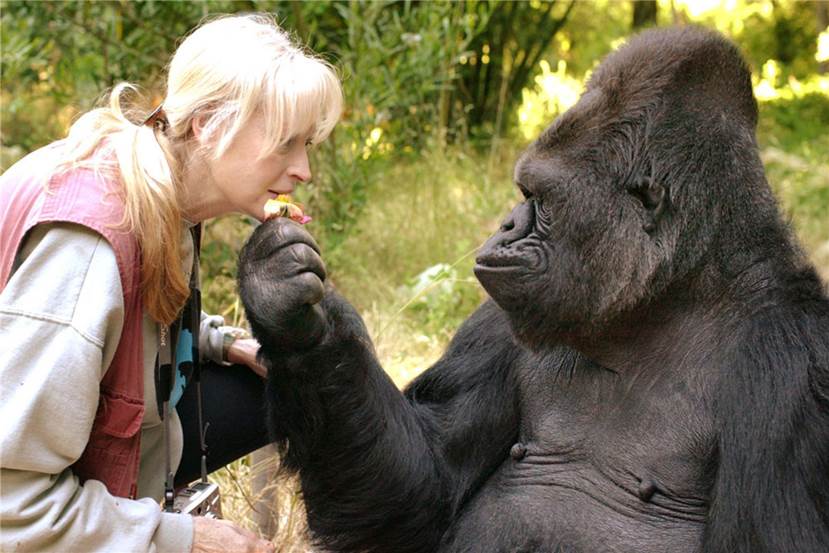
0, 223, 193, 553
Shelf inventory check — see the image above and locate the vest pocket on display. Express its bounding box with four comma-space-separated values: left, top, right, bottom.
95, 388, 144, 438
72, 389, 145, 497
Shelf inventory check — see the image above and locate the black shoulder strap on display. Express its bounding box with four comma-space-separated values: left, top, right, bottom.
161, 224, 205, 510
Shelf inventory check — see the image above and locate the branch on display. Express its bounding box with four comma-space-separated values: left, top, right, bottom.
50, 2, 169, 69
507, 0, 577, 105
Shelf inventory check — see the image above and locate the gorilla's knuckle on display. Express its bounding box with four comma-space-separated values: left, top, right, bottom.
294, 272, 325, 303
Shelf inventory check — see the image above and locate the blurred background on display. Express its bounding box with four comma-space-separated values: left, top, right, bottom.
2, 1, 827, 550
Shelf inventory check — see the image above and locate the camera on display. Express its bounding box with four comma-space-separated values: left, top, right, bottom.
172, 481, 223, 518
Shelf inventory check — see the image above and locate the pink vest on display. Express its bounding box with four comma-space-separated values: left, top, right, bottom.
0, 144, 145, 499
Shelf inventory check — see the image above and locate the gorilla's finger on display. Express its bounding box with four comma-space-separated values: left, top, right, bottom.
284, 302, 328, 350
263, 242, 326, 281
287, 271, 326, 306
286, 243, 327, 281
251, 218, 321, 257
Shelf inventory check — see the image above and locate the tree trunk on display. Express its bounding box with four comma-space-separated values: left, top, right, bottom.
632, 1, 658, 29
818, 1, 828, 74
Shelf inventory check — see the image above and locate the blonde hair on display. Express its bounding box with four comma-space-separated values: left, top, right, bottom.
55, 14, 343, 324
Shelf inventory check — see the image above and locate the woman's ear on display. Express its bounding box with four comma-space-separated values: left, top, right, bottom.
190, 114, 209, 144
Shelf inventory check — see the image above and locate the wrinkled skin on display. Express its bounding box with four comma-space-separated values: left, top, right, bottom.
239, 27, 829, 553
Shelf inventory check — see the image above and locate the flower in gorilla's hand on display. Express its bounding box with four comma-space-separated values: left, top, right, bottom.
264, 195, 311, 224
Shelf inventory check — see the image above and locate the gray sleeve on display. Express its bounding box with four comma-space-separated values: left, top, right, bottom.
0, 223, 193, 553
200, 311, 229, 365
199, 312, 250, 366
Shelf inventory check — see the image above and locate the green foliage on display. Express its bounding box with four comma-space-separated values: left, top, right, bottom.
732, 0, 823, 78
454, 0, 578, 139
758, 93, 829, 158
295, 0, 495, 242
317, 143, 518, 336
758, 92, 829, 252
400, 263, 483, 338
0, 0, 208, 152
200, 216, 255, 326
2, 0, 826, 329
320, 1, 488, 148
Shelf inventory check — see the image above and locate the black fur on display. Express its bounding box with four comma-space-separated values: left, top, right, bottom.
239, 26, 829, 553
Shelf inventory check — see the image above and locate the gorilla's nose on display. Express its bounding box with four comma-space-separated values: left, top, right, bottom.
476, 201, 535, 268
494, 201, 535, 248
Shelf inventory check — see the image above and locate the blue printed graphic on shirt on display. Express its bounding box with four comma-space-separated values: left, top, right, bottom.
170, 329, 193, 407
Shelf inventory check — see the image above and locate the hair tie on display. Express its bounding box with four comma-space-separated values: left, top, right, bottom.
143, 104, 169, 132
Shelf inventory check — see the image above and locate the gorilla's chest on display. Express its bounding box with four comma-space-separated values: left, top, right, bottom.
442, 352, 715, 553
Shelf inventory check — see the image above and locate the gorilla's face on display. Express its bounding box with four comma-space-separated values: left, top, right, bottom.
475, 87, 674, 346
474, 27, 763, 349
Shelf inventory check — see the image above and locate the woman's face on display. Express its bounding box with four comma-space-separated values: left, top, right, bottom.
197, 113, 312, 221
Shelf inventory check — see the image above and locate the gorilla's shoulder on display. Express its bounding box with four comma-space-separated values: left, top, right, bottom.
446, 300, 517, 355
404, 301, 523, 402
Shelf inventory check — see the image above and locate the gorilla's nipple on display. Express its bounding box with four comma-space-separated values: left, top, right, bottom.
638, 477, 658, 502
510, 442, 528, 461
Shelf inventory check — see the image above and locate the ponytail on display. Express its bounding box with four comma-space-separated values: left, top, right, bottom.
57, 84, 189, 325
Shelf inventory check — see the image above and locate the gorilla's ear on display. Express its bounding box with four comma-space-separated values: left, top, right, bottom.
628, 174, 666, 234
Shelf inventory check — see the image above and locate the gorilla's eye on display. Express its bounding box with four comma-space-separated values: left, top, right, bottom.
628, 176, 664, 210
517, 182, 533, 200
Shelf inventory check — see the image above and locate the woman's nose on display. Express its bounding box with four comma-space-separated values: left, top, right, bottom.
291, 149, 312, 183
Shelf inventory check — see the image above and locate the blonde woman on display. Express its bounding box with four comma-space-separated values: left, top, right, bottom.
0, 14, 342, 553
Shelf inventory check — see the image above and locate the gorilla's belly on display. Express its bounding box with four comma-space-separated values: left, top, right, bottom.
439, 456, 705, 553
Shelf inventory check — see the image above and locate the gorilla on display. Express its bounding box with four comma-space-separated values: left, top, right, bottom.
238, 27, 829, 553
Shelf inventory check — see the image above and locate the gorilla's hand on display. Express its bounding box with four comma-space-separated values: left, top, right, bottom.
238, 218, 328, 352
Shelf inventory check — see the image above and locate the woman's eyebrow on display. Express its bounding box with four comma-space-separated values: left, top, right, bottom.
284, 129, 316, 146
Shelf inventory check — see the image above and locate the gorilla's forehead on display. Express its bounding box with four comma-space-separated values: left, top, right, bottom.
515, 87, 625, 195
585, 26, 757, 126
588, 26, 721, 90
527, 86, 623, 165
519, 25, 758, 181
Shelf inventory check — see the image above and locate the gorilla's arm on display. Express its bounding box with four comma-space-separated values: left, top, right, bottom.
260, 295, 522, 553
705, 303, 829, 553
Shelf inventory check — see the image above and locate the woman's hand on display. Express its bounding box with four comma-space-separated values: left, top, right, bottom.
192, 516, 274, 553
226, 337, 268, 378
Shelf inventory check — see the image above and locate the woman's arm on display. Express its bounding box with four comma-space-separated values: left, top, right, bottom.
0, 223, 193, 553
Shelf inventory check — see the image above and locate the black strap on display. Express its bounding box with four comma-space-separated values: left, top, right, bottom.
189, 225, 211, 483
161, 224, 205, 511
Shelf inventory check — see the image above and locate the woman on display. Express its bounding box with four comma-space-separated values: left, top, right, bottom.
0, 13, 342, 553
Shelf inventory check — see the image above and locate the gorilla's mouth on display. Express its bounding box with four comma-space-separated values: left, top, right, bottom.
474, 252, 530, 272
474, 252, 538, 313
473, 252, 536, 289
475, 245, 544, 272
